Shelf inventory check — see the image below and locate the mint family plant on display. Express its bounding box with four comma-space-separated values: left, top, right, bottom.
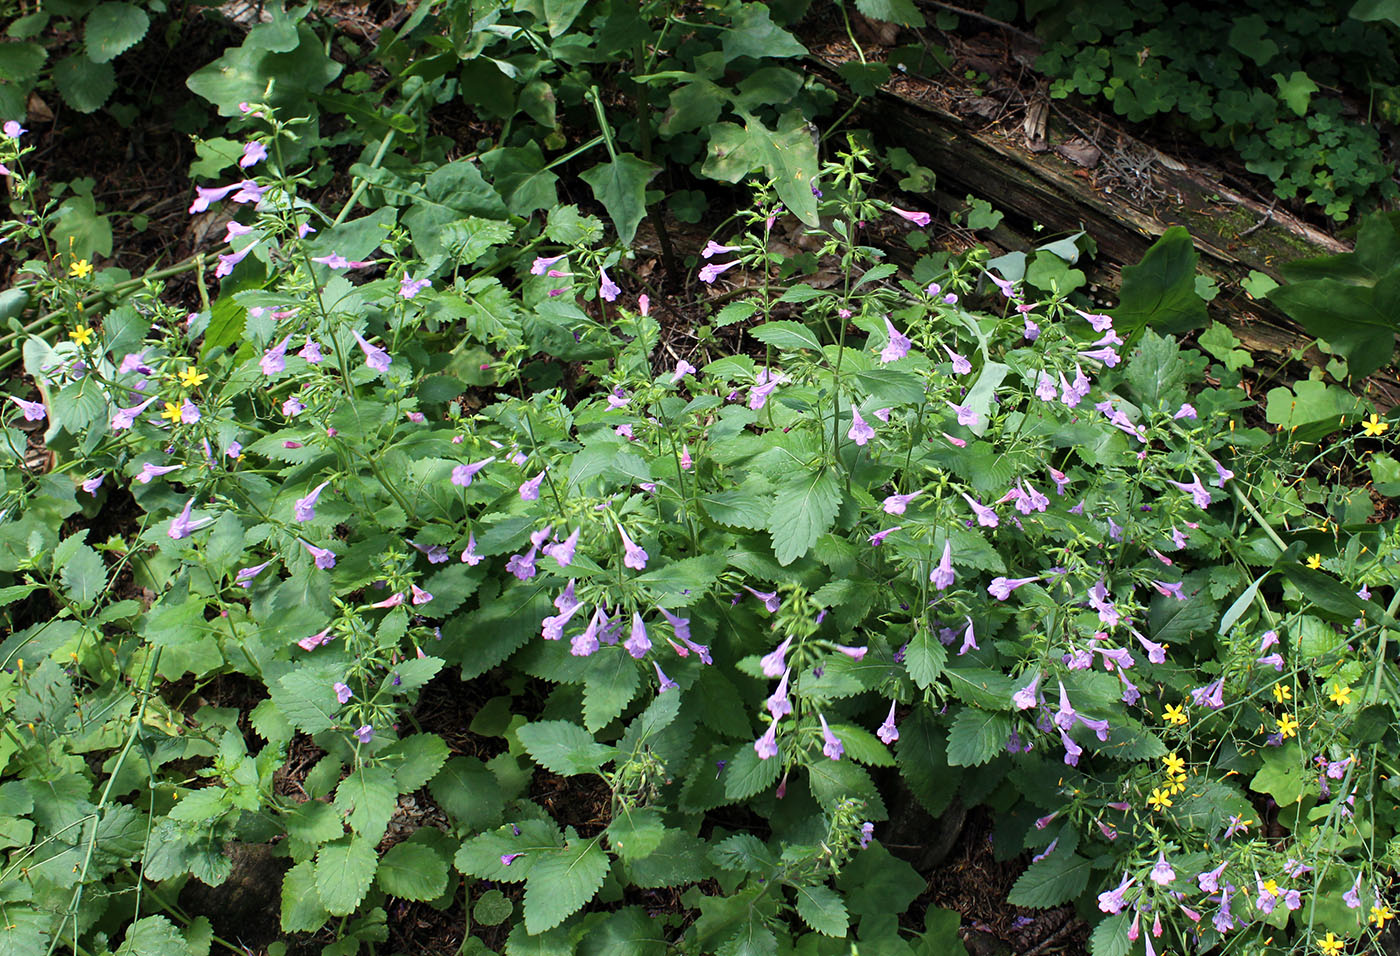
2, 112, 1400, 956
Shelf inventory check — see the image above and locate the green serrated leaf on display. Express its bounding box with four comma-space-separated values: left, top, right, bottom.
523, 836, 609, 933
769, 469, 841, 565
945, 706, 1010, 767
376, 842, 448, 900
517, 720, 617, 776
315, 837, 378, 916
904, 627, 946, 689
85, 2, 149, 63
57, 540, 105, 609
53, 51, 115, 112
333, 765, 397, 842
793, 883, 848, 937
607, 808, 666, 861
724, 742, 781, 800
1006, 849, 1091, 908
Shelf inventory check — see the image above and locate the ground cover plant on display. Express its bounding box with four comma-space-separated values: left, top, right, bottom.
3, 3, 1400, 956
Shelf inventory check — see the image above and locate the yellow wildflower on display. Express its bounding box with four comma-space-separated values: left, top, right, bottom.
1371, 904, 1394, 929
1305, 553, 1322, 570
68, 258, 92, 279
178, 366, 208, 389
1330, 684, 1353, 706
1272, 684, 1292, 702
1276, 713, 1300, 739
1361, 413, 1389, 437
68, 325, 94, 346
1163, 753, 1186, 776
1147, 787, 1173, 811
1164, 704, 1187, 726
1317, 931, 1344, 955
160, 402, 183, 423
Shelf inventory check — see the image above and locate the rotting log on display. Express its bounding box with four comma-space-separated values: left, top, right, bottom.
804, 54, 1400, 403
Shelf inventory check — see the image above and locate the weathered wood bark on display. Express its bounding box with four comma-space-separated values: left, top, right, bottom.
805, 55, 1400, 401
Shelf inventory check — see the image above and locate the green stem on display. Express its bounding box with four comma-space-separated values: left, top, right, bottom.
332, 85, 427, 228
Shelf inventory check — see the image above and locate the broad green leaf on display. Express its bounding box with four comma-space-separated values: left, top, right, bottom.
333, 765, 397, 841
1088, 912, 1132, 956
376, 842, 448, 900
904, 627, 946, 689
85, 2, 148, 63
523, 836, 609, 933
1006, 849, 1092, 907
579, 907, 667, 956
386, 733, 449, 793
1272, 70, 1318, 116
579, 153, 658, 246
516, 720, 617, 776
315, 837, 378, 916
721, 4, 806, 61
606, 808, 666, 861
703, 110, 819, 226
836, 843, 923, 918
769, 469, 841, 565
186, 23, 341, 117
897, 707, 960, 817
1228, 15, 1279, 65
582, 650, 641, 731
53, 53, 116, 112
57, 540, 105, 609
455, 820, 561, 882
429, 756, 503, 831
0, 42, 45, 82
114, 916, 184, 956
724, 743, 781, 800
474, 888, 514, 926
624, 828, 712, 888
1111, 227, 1207, 335
793, 883, 848, 937
945, 706, 1010, 767
1250, 741, 1306, 806
749, 321, 822, 352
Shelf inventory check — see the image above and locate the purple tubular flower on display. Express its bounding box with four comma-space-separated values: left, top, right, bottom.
1098, 874, 1134, 915
1189, 678, 1225, 710
9, 396, 46, 421
944, 346, 972, 375
460, 533, 483, 566
501, 852, 525, 866
235, 560, 272, 588
1174, 403, 1197, 420
931, 540, 956, 591
988, 575, 1038, 600
301, 539, 337, 569
298, 338, 323, 363
818, 713, 844, 760
877, 700, 899, 744
543, 526, 580, 567
702, 240, 741, 259
505, 546, 538, 580
411, 584, 433, 605
1058, 726, 1082, 766
3, 120, 25, 139
883, 490, 923, 515
598, 267, 620, 302
571, 608, 604, 657
1169, 474, 1213, 509
531, 254, 566, 275
399, 275, 431, 299
297, 626, 333, 651
859, 821, 875, 848
1088, 579, 1120, 627
1153, 580, 1187, 600
699, 260, 740, 284
960, 492, 998, 528
624, 612, 651, 658
1344, 874, 1362, 909
619, 525, 648, 570
743, 586, 781, 613
1080, 346, 1120, 368
78, 473, 102, 495
260, 334, 292, 376
137, 462, 180, 484
766, 667, 793, 719
1132, 629, 1167, 664
111, 396, 158, 430
672, 359, 697, 383
890, 205, 931, 227
958, 618, 978, 656
451, 457, 495, 487
239, 141, 267, 168
519, 470, 545, 500
168, 497, 214, 539
653, 661, 678, 692
1012, 673, 1041, 710
351, 329, 392, 372
333, 681, 353, 704
354, 725, 374, 743
847, 406, 876, 445
1198, 860, 1228, 893
294, 480, 331, 522
879, 318, 911, 363
754, 722, 779, 759
868, 526, 901, 546
760, 636, 793, 678
215, 243, 255, 278
189, 182, 241, 214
